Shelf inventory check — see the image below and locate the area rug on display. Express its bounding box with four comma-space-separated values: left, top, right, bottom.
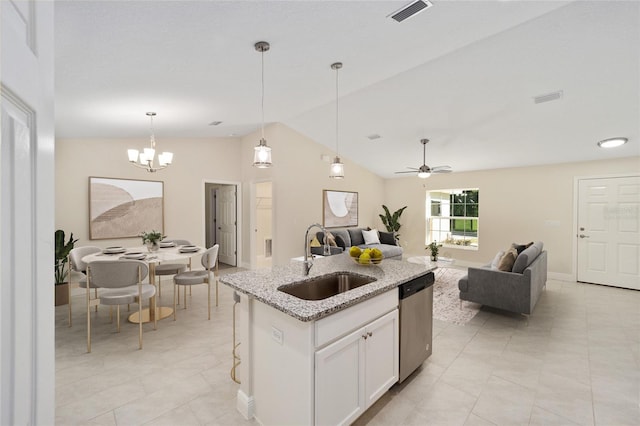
432, 267, 481, 325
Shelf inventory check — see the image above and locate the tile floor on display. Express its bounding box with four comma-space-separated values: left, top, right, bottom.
56, 272, 640, 425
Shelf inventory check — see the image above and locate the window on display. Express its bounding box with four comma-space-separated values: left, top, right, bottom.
426, 189, 479, 249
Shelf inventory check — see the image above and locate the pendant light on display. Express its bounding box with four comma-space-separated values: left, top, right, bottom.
127, 112, 173, 173
329, 62, 345, 179
253, 41, 272, 168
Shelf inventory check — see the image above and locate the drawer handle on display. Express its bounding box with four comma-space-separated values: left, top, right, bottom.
367, 332, 373, 337
362, 334, 368, 340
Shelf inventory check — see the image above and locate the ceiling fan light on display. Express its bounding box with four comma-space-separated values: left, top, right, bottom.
418, 171, 431, 179
329, 156, 344, 179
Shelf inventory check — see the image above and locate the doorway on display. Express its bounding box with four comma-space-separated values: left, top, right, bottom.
204, 182, 238, 267
576, 175, 639, 290
254, 181, 272, 269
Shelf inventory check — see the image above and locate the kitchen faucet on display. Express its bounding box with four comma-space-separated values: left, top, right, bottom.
303, 223, 330, 275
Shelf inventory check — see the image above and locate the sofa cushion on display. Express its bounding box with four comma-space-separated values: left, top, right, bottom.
379, 231, 396, 246
497, 248, 517, 271
512, 241, 543, 273
360, 243, 403, 259
348, 228, 365, 246
362, 229, 380, 245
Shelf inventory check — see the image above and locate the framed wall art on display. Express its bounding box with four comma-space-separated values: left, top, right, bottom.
89, 177, 164, 240
323, 190, 358, 228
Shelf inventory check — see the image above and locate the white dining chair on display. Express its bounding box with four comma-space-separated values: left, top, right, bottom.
67, 246, 101, 327
173, 244, 219, 320
86, 260, 156, 352
154, 238, 192, 298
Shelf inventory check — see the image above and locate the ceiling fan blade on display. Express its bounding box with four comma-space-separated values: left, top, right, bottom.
394, 171, 417, 174
431, 166, 452, 173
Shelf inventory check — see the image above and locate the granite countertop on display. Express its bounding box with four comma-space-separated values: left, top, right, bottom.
219, 253, 435, 322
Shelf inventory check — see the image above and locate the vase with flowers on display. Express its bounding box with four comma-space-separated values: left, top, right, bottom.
140, 230, 165, 252
426, 240, 442, 262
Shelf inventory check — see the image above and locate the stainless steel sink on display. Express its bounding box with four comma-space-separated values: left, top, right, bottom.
278, 272, 377, 301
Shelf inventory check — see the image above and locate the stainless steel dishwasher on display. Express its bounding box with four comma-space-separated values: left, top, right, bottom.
398, 272, 434, 383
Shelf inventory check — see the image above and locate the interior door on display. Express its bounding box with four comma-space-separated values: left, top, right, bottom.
577, 176, 640, 290
217, 185, 237, 266
1, 0, 55, 423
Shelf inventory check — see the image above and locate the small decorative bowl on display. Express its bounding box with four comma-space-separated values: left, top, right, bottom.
350, 255, 384, 266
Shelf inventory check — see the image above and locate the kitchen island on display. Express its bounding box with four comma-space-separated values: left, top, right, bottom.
220, 254, 433, 425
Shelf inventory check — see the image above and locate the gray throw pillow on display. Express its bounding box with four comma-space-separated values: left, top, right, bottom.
334, 235, 346, 249
348, 228, 365, 246
512, 243, 541, 273
379, 231, 396, 245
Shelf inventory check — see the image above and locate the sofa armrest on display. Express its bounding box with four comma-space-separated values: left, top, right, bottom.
461, 266, 532, 314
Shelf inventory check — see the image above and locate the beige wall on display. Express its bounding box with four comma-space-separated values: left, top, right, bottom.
56, 131, 638, 276
55, 137, 241, 249
384, 156, 640, 277
240, 123, 386, 266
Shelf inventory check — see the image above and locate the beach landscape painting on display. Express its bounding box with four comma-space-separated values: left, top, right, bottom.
89, 177, 164, 239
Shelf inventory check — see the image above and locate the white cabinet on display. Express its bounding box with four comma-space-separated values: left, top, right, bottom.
315, 309, 399, 426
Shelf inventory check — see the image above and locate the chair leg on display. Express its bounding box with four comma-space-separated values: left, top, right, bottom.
177, 285, 180, 305
184, 286, 187, 309
110, 306, 113, 323
208, 282, 211, 320
116, 305, 121, 332
215, 278, 219, 307
173, 283, 177, 321
138, 298, 143, 350
87, 287, 92, 353
153, 297, 157, 330
94, 288, 98, 312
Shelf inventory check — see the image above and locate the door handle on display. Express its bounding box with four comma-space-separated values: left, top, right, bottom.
579, 234, 590, 238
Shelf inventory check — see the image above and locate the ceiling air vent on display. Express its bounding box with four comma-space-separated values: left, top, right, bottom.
208, 121, 223, 126
533, 90, 563, 104
367, 134, 382, 141
388, 0, 433, 23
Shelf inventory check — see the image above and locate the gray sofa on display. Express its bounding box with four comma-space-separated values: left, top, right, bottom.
458, 242, 547, 315
312, 227, 403, 259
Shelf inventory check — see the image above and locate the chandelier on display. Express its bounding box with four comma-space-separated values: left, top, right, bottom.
329, 62, 344, 179
127, 112, 173, 172
253, 41, 273, 168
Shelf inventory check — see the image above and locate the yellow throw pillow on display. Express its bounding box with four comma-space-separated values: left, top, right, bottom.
309, 237, 321, 247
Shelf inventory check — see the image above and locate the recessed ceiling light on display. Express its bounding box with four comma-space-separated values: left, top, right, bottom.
597, 137, 628, 148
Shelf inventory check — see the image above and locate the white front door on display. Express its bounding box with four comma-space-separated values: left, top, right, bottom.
1, 0, 55, 423
577, 176, 640, 290
217, 185, 237, 266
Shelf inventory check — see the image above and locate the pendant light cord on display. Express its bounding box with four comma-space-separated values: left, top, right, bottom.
335, 66, 339, 155
261, 49, 265, 141
149, 113, 156, 149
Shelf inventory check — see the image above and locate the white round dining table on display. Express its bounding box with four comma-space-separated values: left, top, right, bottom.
82, 245, 205, 323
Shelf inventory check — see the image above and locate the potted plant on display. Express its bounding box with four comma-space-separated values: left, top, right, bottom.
426, 240, 442, 262
379, 205, 407, 242
140, 230, 165, 252
55, 229, 78, 306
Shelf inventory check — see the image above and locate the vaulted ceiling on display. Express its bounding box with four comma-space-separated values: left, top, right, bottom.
55, 1, 639, 177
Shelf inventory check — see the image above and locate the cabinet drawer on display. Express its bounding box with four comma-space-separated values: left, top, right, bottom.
315, 290, 397, 348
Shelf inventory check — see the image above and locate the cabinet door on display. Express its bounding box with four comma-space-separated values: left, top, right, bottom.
364, 310, 399, 406
315, 327, 365, 426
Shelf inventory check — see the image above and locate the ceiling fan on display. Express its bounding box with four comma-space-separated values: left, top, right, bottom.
395, 138, 452, 178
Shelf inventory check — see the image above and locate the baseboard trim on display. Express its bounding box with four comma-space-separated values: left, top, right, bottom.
237, 390, 255, 420
548, 272, 574, 282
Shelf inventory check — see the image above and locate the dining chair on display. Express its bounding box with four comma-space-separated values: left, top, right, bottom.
155, 238, 192, 298
86, 260, 156, 353
173, 244, 219, 320
67, 246, 101, 327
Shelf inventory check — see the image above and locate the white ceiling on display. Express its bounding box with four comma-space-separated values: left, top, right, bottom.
55, 0, 639, 178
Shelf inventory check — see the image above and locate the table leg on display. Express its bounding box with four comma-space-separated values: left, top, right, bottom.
128, 262, 174, 323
